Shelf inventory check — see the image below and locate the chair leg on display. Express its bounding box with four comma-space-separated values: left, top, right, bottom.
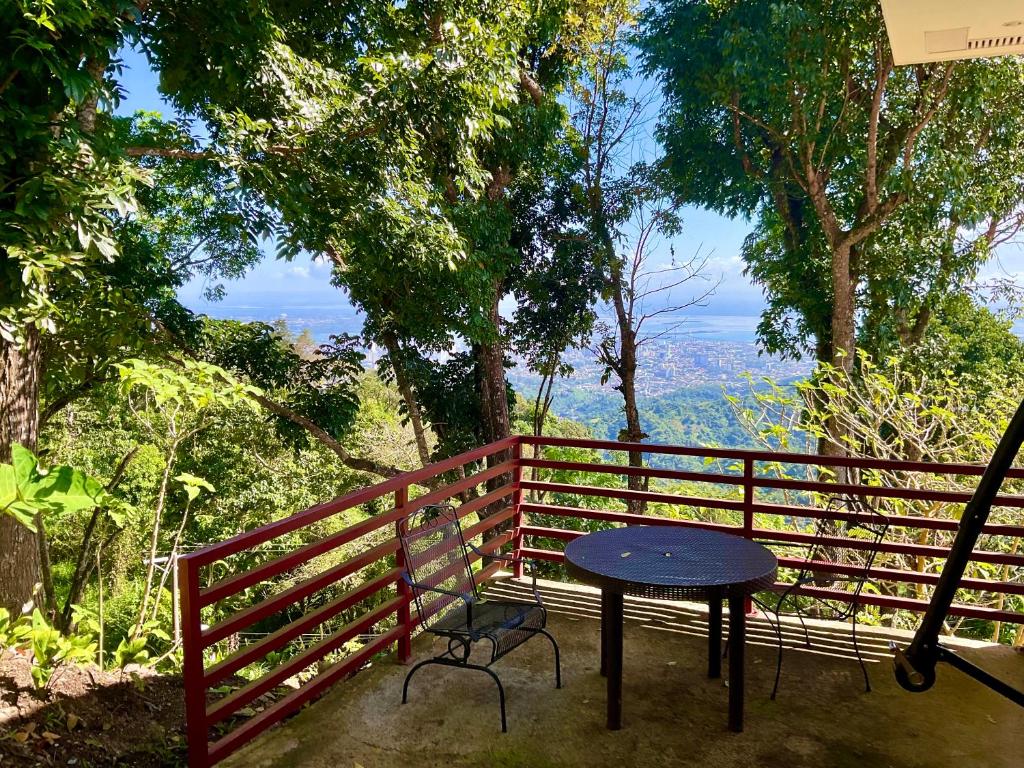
402, 658, 437, 704
796, 611, 811, 648
470, 663, 508, 733
538, 629, 562, 689
852, 609, 871, 693
402, 658, 508, 732
770, 610, 785, 701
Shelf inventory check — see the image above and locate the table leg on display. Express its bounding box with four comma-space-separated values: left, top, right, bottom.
728, 588, 746, 733
708, 588, 722, 678
600, 589, 609, 677
604, 590, 624, 730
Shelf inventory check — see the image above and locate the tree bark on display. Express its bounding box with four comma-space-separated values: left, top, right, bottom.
822, 241, 858, 482
0, 327, 43, 615
476, 287, 511, 446
475, 285, 512, 527
608, 259, 648, 514
380, 332, 433, 467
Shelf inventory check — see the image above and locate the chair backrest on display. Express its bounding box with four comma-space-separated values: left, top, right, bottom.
397, 504, 479, 630
798, 494, 890, 606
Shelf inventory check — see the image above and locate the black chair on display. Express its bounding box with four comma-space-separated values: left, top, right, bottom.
397, 504, 561, 731
754, 495, 890, 699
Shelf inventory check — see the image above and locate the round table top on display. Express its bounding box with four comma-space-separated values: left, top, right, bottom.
563, 526, 778, 600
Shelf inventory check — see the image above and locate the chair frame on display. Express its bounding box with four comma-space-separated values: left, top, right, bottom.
755, 494, 890, 699
397, 503, 561, 732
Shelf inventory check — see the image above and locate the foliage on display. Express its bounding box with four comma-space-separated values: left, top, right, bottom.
1, 0, 143, 344
640, 0, 1024, 362
730, 349, 1024, 639
0, 444, 114, 530
194, 318, 364, 449
8, 609, 97, 690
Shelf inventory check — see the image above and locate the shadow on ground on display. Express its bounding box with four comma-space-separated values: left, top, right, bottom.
222, 578, 1024, 768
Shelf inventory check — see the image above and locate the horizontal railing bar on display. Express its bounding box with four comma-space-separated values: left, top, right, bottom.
521, 480, 745, 511
519, 502, 739, 533
755, 527, 1024, 567
184, 438, 517, 568
522, 525, 1024, 597
449, 483, 515, 520
773, 556, 1024, 597
519, 546, 1024, 622
787, 584, 1024, 624
200, 461, 513, 607
519, 546, 568, 563
751, 502, 1024, 537
408, 461, 515, 515
754, 476, 1024, 508
462, 504, 516, 542
206, 597, 402, 726
204, 568, 402, 687
519, 458, 745, 486
520, 525, 579, 541
522, 435, 1024, 479
202, 539, 400, 646
207, 624, 405, 766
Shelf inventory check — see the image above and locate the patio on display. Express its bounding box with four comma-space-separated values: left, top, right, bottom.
219, 578, 1024, 768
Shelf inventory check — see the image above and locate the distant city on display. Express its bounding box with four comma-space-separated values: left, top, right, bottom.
185, 300, 815, 416
506, 338, 812, 400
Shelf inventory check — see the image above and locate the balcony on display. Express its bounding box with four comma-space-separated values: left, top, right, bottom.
215, 578, 1023, 768
178, 437, 1024, 767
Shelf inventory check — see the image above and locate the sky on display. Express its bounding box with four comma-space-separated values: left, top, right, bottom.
115, 46, 1023, 324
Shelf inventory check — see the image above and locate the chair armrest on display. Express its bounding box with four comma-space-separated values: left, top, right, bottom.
402, 573, 476, 629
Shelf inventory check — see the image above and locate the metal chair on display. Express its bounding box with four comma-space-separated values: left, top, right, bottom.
397, 504, 561, 731
755, 494, 890, 699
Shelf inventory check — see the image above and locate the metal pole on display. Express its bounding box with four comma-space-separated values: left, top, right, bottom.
896, 396, 1024, 697
395, 485, 413, 664
512, 439, 524, 579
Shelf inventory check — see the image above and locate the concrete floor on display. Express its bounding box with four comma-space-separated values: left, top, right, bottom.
222, 578, 1024, 768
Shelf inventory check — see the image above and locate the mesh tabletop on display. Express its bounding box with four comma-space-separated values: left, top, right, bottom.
564, 526, 778, 601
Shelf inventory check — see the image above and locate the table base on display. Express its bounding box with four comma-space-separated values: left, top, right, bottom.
599, 587, 747, 732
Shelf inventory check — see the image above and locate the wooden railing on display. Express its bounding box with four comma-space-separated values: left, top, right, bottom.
180, 435, 1024, 766
178, 438, 517, 767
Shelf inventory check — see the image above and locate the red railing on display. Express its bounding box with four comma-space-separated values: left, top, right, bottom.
179, 435, 1024, 766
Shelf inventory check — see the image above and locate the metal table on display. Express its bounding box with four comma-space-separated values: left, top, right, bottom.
564, 526, 777, 732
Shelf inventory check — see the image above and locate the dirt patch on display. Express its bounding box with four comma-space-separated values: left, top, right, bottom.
0, 649, 187, 767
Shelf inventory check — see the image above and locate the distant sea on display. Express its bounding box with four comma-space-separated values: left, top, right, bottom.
183, 296, 1024, 347
183, 299, 764, 345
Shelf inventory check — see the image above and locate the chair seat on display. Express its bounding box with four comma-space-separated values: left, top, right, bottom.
431, 599, 546, 654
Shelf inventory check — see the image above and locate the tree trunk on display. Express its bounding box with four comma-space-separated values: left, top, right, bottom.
830, 242, 857, 375
824, 241, 858, 482
475, 286, 512, 528
0, 327, 43, 615
380, 332, 432, 467
609, 260, 648, 514
477, 288, 511, 446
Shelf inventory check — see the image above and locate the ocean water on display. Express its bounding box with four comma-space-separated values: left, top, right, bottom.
186, 299, 763, 346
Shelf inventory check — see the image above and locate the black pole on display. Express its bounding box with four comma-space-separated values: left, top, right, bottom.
895, 396, 1024, 694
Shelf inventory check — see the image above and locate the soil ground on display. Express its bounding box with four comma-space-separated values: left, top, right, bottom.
0, 650, 187, 767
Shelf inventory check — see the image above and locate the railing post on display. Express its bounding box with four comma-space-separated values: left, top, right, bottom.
742, 457, 754, 540
394, 485, 413, 664
742, 457, 755, 615
512, 439, 525, 579
179, 557, 209, 768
